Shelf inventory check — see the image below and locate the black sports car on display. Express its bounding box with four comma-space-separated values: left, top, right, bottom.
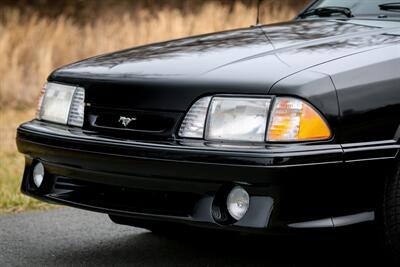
17, 0, 400, 261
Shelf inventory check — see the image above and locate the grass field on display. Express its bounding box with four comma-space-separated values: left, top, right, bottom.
0, 109, 53, 213
0, 0, 307, 213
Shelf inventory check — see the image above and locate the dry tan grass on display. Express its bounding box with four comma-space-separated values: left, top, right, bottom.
0, 150, 54, 213
0, 109, 34, 153
0, 109, 53, 213
0, 1, 305, 110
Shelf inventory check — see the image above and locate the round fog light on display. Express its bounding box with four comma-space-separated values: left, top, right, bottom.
32, 163, 45, 188
227, 186, 250, 221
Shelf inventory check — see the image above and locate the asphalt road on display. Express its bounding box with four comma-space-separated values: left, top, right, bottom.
0, 208, 391, 266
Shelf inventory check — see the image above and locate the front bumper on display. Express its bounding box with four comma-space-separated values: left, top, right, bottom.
17, 121, 398, 232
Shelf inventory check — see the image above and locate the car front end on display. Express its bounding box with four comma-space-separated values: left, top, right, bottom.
17, 5, 400, 237
16, 73, 394, 233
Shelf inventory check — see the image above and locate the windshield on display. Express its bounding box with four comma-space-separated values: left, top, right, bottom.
302, 0, 400, 19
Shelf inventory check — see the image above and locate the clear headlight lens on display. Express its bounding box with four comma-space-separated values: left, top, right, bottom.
37, 82, 85, 127
178, 96, 271, 142
266, 97, 331, 142
205, 97, 271, 142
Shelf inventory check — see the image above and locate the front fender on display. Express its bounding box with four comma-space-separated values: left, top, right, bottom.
268, 70, 340, 143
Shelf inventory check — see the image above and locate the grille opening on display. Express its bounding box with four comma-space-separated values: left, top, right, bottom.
53, 177, 200, 217
93, 113, 173, 132
84, 105, 183, 140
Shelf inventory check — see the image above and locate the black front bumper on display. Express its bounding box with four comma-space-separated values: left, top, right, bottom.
17, 121, 398, 232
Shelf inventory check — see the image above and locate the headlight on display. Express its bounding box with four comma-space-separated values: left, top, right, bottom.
205, 97, 271, 142
37, 82, 85, 127
179, 96, 271, 142
179, 95, 331, 143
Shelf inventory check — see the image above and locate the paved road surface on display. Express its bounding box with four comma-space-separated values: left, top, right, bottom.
0, 208, 390, 266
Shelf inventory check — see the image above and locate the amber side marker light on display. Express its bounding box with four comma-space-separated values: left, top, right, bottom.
267, 97, 332, 142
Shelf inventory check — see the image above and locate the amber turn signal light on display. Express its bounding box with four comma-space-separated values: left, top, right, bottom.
267, 97, 332, 142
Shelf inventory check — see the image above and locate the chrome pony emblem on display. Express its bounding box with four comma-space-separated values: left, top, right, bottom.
118, 116, 137, 127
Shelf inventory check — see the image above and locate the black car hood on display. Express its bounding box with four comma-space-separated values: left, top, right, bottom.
50, 19, 400, 111
52, 19, 399, 84
52, 26, 272, 81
